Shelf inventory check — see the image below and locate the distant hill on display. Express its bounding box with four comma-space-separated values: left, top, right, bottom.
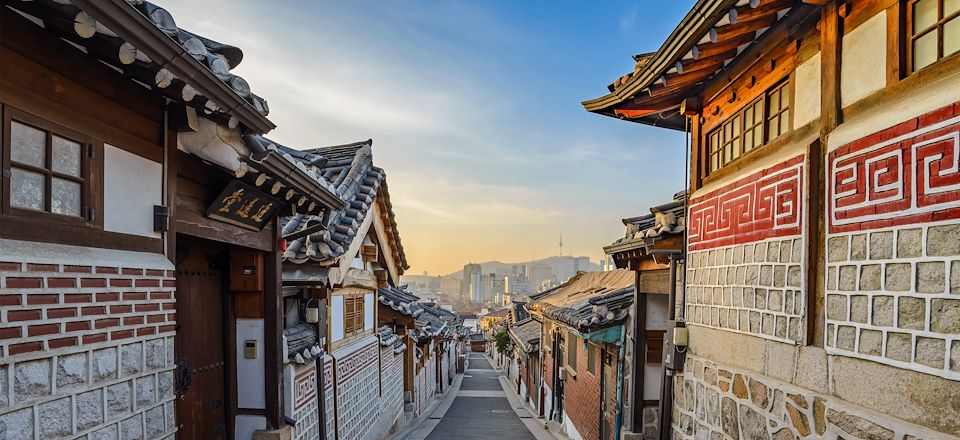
443, 255, 601, 280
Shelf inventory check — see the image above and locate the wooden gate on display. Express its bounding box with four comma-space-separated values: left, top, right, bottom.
175, 239, 229, 439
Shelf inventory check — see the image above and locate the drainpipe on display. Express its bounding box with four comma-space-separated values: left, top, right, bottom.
613, 326, 627, 440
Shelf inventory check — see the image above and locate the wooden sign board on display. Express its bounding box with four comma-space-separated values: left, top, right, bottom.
206, 179, 284, 231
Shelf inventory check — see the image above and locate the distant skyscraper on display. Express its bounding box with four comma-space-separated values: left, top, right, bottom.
461, 263, 481, 300
558, 232, 563, 256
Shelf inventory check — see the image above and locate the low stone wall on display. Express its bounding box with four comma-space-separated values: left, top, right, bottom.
0, 244, 176, 440
671, 355, 950, 440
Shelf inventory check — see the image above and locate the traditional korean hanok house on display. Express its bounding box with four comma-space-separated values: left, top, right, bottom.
378, 285, 424, 417
409, 302, 448, 415
507, 318, 541, 412
281, 139, 409, 440
469, 333, 488, 352
585, 0, 960, 438
0, 2, 345, 440
479, 306, 512, 332
603, 193, 686, 440
527, 270, 636, 440
420, 303, 464, 392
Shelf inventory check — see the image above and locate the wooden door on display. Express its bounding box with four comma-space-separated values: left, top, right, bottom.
175, 239, 228, 439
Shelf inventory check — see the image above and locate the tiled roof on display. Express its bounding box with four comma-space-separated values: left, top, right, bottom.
483, 307, 512, 319
378, 286, 423, 318
606, 190, 686, 254
9, 0, 271, 131
508, 319, 541, 353
528, 270, 635, 331
415, 307, 448, 340
283, 323, 322, 364
377, 326, 406, 354
281, 140, 407, 271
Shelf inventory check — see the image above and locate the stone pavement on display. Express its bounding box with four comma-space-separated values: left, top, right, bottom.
399, 352, 553, 440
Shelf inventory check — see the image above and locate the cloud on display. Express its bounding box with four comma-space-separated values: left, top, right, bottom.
619, 5, 639, 33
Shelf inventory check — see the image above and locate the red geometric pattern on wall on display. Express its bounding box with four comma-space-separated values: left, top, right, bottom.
688, 155, 804, 250
334, 340, 378, 383
829, 102, 960, 232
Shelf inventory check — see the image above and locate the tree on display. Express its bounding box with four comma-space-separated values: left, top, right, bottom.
494, 327, 512, 357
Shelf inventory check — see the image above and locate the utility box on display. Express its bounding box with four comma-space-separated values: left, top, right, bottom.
663, 320, 687, 371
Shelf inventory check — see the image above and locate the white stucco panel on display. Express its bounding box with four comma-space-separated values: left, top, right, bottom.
331, 295, 345, 342
236, 319, 266, 409
103, 145, 162, 238
840, 11, 886, 107
793, 52, 821, 128
363, 292, 375, 330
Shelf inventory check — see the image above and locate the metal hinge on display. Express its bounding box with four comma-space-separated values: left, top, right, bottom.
1, 169, 10, 178
85, 207, 95, 222
174, 357, 193, 398
87, 143, 94, 158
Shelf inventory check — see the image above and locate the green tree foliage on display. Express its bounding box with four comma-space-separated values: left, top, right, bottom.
494, 327, 512, 356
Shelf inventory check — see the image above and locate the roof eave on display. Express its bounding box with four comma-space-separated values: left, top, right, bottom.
249, 150, 346, 211
581, 0, 740, 115
72, 0, 275, 134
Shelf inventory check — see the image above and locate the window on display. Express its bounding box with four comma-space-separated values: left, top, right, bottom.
566, 331, 578, 372
706, 81, 790, 175
3, 110, 90, 220
766, 81, 791, 141
586, 343, 598, 375
909, 0, 960, 72
343, 295, 365, 336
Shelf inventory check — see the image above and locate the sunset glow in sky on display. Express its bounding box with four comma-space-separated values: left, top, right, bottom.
162, 0, 693, 275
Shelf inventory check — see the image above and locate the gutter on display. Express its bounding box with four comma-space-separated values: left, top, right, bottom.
71, 0, 275, 134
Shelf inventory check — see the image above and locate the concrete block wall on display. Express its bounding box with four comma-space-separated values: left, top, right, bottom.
0, 243, 176, 440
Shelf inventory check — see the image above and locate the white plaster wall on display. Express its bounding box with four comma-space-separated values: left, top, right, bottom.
0, 237, 172, 268
828, 55, 960, 151
644, 364, 663, 400
103, 145, 162, 238
331, 295, 345, 342
235, 415, 266, 440
562, 413, 586, 440
794, 52, 822, 127
840, 11, 886, 107
363, 292, 375, 331
646, 294, 669, 330
236, 319, 266, 409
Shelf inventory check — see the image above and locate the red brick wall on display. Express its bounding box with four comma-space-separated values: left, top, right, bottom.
562, 335, 603, 440
1, 261, 176, 357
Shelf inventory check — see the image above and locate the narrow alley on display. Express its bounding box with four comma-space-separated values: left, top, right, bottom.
402, 353, 544, 440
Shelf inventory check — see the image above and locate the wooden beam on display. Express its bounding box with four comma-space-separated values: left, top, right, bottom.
820, 0, 842, 133
885, 1, 904, 84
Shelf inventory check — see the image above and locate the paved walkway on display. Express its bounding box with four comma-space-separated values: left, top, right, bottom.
400, 352, 551, 440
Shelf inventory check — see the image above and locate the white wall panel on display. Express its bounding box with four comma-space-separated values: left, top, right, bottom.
103, 145, 162, 238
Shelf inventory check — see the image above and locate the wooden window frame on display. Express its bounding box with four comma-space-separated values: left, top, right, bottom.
2, 105, 97, 227
704, 80, 791, 176
343, 294, 365, 337
906, 0, 960, 73
566, 331, 578, 374
585, 342, 597, 376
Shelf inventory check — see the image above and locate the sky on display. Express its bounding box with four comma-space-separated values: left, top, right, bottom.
160, 0, 694, 276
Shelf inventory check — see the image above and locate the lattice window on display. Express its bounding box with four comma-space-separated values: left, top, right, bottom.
909, 0, 960, 72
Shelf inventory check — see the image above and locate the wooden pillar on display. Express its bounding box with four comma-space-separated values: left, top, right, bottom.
264, 220, 283, 428
805, 1, 843, 347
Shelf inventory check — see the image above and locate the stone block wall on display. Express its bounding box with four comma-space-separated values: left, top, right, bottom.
378, 344, 404, 436
671, 355, 940, 440
824, 102, 960, 381
686, 155, 806, 345
333, 338, 379, 440
322, 356, 334, 440
686, 238, 806, 344
0, 253, 176, 440
284, 362, 320, 440
413, 347, 437, 415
